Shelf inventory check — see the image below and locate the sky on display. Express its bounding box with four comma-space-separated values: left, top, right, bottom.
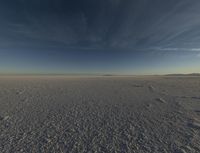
0, 0, 200, 75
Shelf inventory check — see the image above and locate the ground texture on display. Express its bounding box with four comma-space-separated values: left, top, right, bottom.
0, 76, 200, 153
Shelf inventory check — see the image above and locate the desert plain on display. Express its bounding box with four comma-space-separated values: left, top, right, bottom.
0, 76, 200, 153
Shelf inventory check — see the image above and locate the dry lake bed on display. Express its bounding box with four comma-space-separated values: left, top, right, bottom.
0, 76, 200, 153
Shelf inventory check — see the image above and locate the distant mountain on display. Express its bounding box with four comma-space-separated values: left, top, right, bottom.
166, 73, 200, 76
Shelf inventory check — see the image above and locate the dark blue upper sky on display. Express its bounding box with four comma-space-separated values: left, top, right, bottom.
0, 0, 200, 74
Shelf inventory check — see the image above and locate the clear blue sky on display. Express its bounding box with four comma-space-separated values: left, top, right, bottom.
0, 0, 200, 75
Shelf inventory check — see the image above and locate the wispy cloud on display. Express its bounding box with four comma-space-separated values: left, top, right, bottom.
1, 0, 200, 52
154, 47, 200, 52
190, 48, 200, 52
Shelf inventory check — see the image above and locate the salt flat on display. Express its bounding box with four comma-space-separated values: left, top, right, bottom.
0, 76, 200, 153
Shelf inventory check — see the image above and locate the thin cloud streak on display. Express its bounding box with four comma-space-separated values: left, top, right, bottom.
153, 47, 200, 52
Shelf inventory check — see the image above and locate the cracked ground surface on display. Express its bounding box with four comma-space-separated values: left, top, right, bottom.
0, 76, 200, 153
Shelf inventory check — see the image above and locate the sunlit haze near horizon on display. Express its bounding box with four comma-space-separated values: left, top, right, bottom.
0, 0, 200, 75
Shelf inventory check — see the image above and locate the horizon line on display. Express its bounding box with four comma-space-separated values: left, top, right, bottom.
0, 72, 199, 76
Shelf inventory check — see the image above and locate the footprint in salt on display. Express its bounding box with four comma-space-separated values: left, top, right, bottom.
191, 97, 200, 100
16, 89, 25, 95
0, 115, 3, 121
132, 84, 143, 88
187, 118, 200, 129
156, 98, 166, 103
148, 85, 155, 92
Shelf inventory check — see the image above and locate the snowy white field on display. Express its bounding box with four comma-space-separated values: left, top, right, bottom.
0, 76, 200, 153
